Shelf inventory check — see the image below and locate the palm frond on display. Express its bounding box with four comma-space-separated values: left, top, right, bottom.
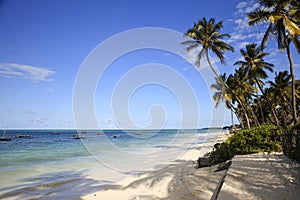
273, 20, 288, 50
283, 15, 300, 35
258, 0, 275, 8
181, 40, 197, 45
248, 9, 271, 26
291, 35, 300, 53
195, 48, 206, 67
186, 43, 199, 53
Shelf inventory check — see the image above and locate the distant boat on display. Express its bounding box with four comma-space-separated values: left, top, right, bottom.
0, 130, 11, 141
72, 134, 85, 139
15, 135, 32, 139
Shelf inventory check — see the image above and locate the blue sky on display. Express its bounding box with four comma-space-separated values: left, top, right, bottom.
0, 0, 299, 129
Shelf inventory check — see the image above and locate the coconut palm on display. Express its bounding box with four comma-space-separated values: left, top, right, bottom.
182, 17, 234, 77
230, 68, 260, 127
234, 43, 273, 92
268, 71, 292, 125
210, 74, 241, 127
234, 43, 280, 125
248, 0, 300, 124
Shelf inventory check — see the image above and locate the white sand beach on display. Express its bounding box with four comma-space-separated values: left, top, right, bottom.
218, 152, 300, 200
82, 131, 230, 200
82, 131, 300, 200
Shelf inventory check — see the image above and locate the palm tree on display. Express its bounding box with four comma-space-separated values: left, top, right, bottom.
262, 88, 279, 124
234, 43, 273, 92
182, 17, 234, 77
211, 74, 241, 127
248, 0, 300, 124
268, 71, 292, 125
183, 18, 253, 128
233, 43, 280, 125
230, 68, 260, 127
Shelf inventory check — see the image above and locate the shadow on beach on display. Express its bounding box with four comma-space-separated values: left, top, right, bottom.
82, 159, 226, 200
0, 170, 111, 200
218, 153, 300, 200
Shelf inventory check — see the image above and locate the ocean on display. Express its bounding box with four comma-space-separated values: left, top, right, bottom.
0, 129, 222, 199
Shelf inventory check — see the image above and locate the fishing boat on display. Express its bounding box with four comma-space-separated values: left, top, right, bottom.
0, 130, 11, 141
72, 134, 85, 139
15, 135, 32, 138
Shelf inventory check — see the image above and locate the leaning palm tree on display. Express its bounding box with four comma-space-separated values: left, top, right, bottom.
230, 68, 260, 127
211, 74, 241, 127
182, 17, 234, 77
210, 73, 246, 128
234, 43, 280, 125
248, 0, 300, 124
268, 71, 292, 125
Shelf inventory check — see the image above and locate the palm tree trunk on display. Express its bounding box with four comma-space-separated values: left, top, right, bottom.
259, 105, 265, 124
286, 44, 298, 125
254, 77, 280, 126
231, 109, 234, 126
230, 103, 244, 129
244, 110, 251, 129
233, 98, 251, 129
271, 105, 280, 125
206, 51, 251, 128
205, 50, 220, 78
242, 97, 260, 127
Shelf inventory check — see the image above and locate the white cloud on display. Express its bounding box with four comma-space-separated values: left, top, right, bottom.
227, 33, 247, 42
236, 1, 247, 9
245, 3, 260, 13
236, 41, 251, 50
234, 16, 250, 31
235, 0, 259, 14
247, 32, 265, 40
0, 63, 55, 82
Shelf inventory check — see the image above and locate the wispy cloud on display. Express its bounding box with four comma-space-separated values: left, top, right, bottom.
0, 63, 55, 82
236, 1, 248, 10
235, 0, 259, 14
226, 0, 269, 53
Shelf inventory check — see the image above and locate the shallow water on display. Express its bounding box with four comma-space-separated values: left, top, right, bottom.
0, 129, 222, 199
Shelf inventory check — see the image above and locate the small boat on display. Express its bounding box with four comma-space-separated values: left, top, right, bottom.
0, 130, 11, 141
0, 137, 11, 141
15, 135, 32, 138
72, 134, 85, 139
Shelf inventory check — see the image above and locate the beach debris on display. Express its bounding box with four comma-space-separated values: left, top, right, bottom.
215, 160, 232, 172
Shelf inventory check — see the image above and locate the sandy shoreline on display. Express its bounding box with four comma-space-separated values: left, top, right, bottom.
81, 131, 230, 200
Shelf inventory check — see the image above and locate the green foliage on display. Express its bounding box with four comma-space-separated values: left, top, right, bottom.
209, 125, 282, 164
282, 125, 300, 162
227, 125, 282, 153
288, 123, 300, 130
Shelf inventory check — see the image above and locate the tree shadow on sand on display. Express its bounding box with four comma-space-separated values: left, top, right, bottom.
218, 153, 300, 200
0, 170, 113, 200
96, 159, 226, 200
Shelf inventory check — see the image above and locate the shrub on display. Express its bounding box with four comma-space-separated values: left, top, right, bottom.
208, 125, 282, 165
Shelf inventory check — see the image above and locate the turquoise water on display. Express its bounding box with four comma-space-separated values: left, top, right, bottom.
0, 129, 221, 199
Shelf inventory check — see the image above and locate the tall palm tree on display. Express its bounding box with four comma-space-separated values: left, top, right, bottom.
211, 74, 241, 127
248, 0, 300, 124
234, 43, 273, 93
182, 17, 234, 77
230, 68, 260, 127
262, 88, 280, 124
233, 43, 280, 125
268, 71, 292, 125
